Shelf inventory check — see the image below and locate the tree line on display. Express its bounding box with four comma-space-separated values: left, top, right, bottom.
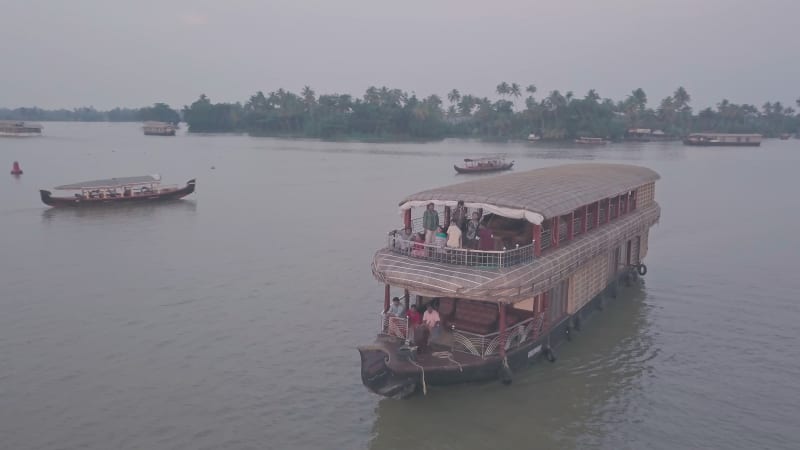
4, 86, 799, 140
0, 103, 180, 124
181, 85, 800, 140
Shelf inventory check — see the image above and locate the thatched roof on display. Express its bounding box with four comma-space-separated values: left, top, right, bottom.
55, 175, 160, 190
374, 202, 661, 303
400, 163, 659, 221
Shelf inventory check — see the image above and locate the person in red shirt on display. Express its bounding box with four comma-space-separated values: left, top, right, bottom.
407, 305, 422, 344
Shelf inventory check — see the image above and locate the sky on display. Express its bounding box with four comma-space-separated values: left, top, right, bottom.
1, 0, 798, 111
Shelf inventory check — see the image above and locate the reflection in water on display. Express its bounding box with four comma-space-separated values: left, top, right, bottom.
369, 282, 651, 450
40, 200, 197, 223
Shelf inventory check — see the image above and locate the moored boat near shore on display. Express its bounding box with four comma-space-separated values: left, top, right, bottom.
574, 136, 607, 145
454, 155, 514, 174
142, 121, 177, 136
683, 132, 762, 146
39, 175, 195, 207
359, 163, 661, 397
0, 120, 43, 137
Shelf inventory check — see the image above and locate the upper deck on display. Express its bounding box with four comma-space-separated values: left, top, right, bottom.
374, 163, 661, 302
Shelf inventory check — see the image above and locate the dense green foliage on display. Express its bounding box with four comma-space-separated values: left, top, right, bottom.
3, 88, 799, 141
181, 85, 800, 140
138, 103, 180, 124
0, 103, 180, 123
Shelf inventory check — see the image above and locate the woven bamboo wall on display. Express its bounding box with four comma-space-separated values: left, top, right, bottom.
637, 182, 655, 208
567, 251, 611, 314
640, 228, 649, 260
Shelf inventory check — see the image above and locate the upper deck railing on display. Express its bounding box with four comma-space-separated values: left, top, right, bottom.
387, 230, 534, 268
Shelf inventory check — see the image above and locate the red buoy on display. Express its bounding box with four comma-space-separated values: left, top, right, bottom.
10, 161, 23, 175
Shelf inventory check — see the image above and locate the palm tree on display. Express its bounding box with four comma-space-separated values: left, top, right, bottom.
673, 87, 691, 110
447, 89, 461, 108
584, 89, 600, 103
526, 84, 537, 95
510, 83, 522, 99
496, 82, 510, 98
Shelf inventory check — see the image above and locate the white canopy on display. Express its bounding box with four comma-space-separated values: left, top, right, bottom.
399, 200, 545, 225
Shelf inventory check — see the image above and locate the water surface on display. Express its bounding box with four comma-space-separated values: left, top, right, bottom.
1, 123, 799, 449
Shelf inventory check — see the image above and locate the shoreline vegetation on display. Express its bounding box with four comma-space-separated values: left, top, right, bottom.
3, 84, 799, 142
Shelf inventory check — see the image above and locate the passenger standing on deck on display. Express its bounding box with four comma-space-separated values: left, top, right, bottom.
446, 220, 462, 248
423, 203, 439, 244
465, 211, 481, 249
452, 200, 467, 233
423, 303, 442, 345
388, 297, 406, 317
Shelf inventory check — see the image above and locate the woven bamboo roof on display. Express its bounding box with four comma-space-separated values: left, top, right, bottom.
400, 163, 659, 220
373, 202, 661, 303
55, 175, 160, 190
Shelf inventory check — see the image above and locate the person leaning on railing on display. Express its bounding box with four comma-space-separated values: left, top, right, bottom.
465, 211, 481, 249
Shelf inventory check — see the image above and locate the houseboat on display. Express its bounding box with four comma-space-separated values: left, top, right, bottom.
40, 175, 195, 207
454, 155, 514, 174
683, 133, 762, 146
142, 121, 177, 136
574, 136, 607, 145
358, 163, 660, 397
0, 120, 43, 137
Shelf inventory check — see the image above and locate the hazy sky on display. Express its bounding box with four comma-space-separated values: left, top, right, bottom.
1, 0, 798, 110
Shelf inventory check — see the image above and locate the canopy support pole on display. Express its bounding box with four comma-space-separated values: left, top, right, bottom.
384, 284, 390, 313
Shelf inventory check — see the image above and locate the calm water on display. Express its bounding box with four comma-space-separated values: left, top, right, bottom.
1, 123, 799, 450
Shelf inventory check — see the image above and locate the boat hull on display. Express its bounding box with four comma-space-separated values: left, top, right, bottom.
454, 162, 514, 174
144, 130, 176, 136
0, 131, 41, 137
683, 140, 761, 147
40, 179, 195, 207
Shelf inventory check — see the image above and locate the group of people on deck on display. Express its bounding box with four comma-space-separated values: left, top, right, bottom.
386, 297, 442, 350
394, 201, 494, 256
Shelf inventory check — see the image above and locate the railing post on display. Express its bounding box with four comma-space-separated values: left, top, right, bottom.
499, 303, 508, 358
630, 190, 637, 211
567, 211, 574, 241
605, 198, 611, 224
384, 284, 390, 313
618, 194, 623, 217
582, 206, 588, 234
403, 209, 411, 229
552, 216, 559, 248
596, 201, 601, 228
533, 223, 542, 257
404, 289, 410, 311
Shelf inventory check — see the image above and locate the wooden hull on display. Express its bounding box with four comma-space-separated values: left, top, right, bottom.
454, 162, 514, 174
40, 179, 195, 207
358, 276, 632, 398
683, 140, 761, 147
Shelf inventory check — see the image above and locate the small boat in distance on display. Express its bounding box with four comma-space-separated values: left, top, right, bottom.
0, 120, 43, 137
779, 133, 790, 140
142, 121, 177, 136
574, 137, 607, 145
527, 133, 541, 141
683, 133, 762, 147
454, 155, 514, 174
40, 175, 195, 207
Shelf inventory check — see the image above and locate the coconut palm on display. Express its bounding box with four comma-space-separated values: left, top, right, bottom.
496, 82, 511, 98
447, 89, 461, 107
